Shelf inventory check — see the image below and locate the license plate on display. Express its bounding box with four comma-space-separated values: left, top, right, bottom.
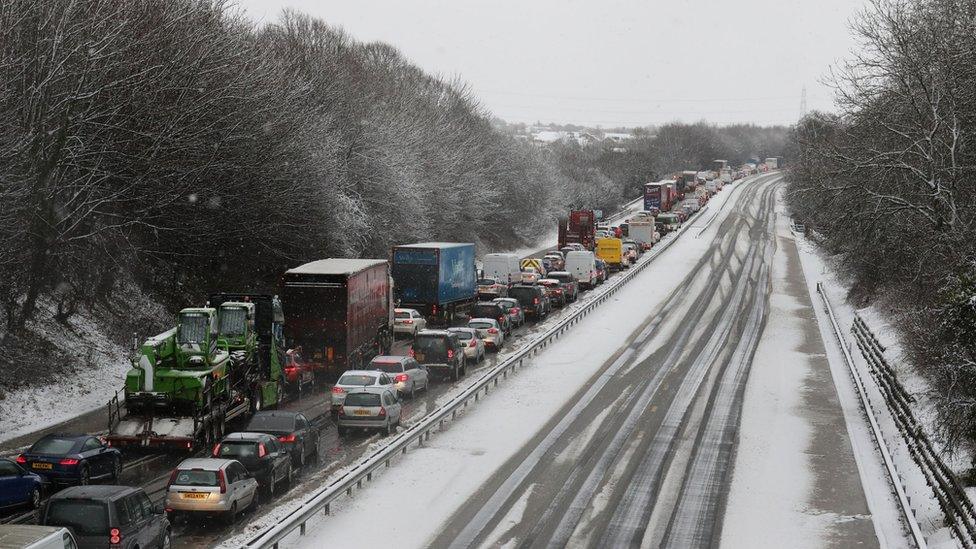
32, 462, 52, 470
182, 492, 207, 499
354, 409, 371, 416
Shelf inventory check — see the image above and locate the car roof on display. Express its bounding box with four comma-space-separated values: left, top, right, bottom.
548, 271, 570, 276
0, 525, 70, 547
38, 433, 88, 442
178, 458, 235, 471
369, 356, 409, 364
492, 297, 517, 303
447, 327, 476, 333
251, 410, 297, 419
468, 318, 498, 324
416, 329, 454, 337
51, 484, 137, 501
394, 308, 419, 313
221, 432, 273, 442
474, 301, 502, 307
340, 369, 385, 376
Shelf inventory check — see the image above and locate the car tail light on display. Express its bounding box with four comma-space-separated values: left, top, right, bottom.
278, 434, 296, 443
468, 340, 476, 348
432, 305, 438, 315
556, 289, 563, 294
15, 455, 25, 464
533, 297, 539, 304
512, 307, 520, 314
404, 319, 413, 324
447, 349, 455, 359
59, 458, 79, 466
408, 348, 415, 357
488, 328, 499, 334
110, 528, 121, 545
218, 469, 228, 494
332, 386, 345, 394
394, 373, 408, 383
378, 406, 387, 417
258, 443, 267, 458
499, 316, 505, 323
212, 444, 222, 457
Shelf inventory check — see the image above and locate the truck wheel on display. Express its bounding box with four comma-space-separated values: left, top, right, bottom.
451, 366, 459, 382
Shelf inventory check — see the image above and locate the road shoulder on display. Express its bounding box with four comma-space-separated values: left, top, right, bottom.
720, 190, 879, 548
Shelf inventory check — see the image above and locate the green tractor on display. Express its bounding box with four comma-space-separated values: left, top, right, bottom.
107, 295, 285, 451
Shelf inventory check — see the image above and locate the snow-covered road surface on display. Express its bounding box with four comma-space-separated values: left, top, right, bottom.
265, 172, 898, 549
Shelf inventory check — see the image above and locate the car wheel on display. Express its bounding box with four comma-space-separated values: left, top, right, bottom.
160, 528, 172, 549
384, 420, 393, 437
79, 464, 90, 485
29, 487, 40, 509
224, 502, 237, 525
111, 456, 122, 482
409, 382, 416, 399
296, 444, 306, 468
451, 366, 459, 382
285, 464, 293, 487
265, 475, 276, 499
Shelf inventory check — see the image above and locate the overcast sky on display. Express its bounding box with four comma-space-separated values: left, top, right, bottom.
234, 0, 866, 128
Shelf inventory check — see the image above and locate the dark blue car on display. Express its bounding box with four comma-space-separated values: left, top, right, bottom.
0, 457, 44, 511
17, 434, 122, 486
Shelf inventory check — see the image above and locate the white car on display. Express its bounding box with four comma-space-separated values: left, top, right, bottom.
337, 388, 402, 437
368, 355, 429, 398
331, 370, 397, 415
164, 458, 258, 524
521, 270, 541, 284
394, 308, 426, 338
447, 327, 486, 363
467, 318, 505, 351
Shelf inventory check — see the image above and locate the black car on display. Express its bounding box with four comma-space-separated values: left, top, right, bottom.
244, 411, 319, 468
41, 485, 170, 549
411, 330, 466, 381
468, 302, 512, 334
18, 434, 122, 486
508, 284, 551, 319
213, 433, 292, 497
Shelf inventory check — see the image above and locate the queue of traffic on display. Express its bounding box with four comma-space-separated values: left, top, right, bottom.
0, 166, 738, 549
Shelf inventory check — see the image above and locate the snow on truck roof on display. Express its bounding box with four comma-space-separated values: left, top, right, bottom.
285, 258, 387, 276
394, 242, 473, 249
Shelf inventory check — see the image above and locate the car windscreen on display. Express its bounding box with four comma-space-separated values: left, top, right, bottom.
507, 287, 537, 304
493, 301, 513, 311
469, 321, 494, 330
448, 329, 476, 339
395, 311, 410, 319
413, 336, 448, 359
46, 500, 109, 536
470, 305, 501, 318
338, 374, 378, 386
246, 414, 295, 432
173, 469, 219, 487
344, 392, 381, 406
370, 361, 404, 374
218, 441, 260, 459
30, 437, 79, 455
550, 274, 571, 282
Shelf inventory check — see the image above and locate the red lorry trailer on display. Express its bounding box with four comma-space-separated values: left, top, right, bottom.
644, 180, 677, 213
281, 259, 394, 379
558, 210, 597, 251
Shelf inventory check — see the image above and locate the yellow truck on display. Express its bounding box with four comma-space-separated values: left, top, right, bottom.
595, 238, 624, 272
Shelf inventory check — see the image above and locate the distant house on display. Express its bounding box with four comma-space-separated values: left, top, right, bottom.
602, 132, 633, 143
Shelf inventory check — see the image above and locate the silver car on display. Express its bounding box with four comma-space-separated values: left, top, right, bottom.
492, 297, 525, 327
467, 318, 505, 351
164, 458, 257, 524
448, 327, 486, 363
394, 308, 427, 338
368, 355, 430, 398
331, 370, 397, 415
337, 388, 402, 437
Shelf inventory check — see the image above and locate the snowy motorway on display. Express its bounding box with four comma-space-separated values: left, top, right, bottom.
264, 171, 902, 549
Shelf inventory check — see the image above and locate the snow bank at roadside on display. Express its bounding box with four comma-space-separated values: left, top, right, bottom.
795, 230, 961, 547
0, 281, 168, 445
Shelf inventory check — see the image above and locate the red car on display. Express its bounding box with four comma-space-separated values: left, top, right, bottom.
283, 349, 314, 396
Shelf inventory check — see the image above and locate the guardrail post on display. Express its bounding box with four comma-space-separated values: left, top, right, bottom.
324, 503, 330, 516
300, 522, 306, 536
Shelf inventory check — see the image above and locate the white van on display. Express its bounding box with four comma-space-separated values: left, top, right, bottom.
681, 198, 700, 213
0, 525, 77, 549
482, 253, 521, 285
564, 251, 598, 289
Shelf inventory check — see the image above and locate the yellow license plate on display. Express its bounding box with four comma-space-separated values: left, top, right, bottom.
32, 462, 52, 470
354, 409, 371, 416
182, 492, 208, 499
